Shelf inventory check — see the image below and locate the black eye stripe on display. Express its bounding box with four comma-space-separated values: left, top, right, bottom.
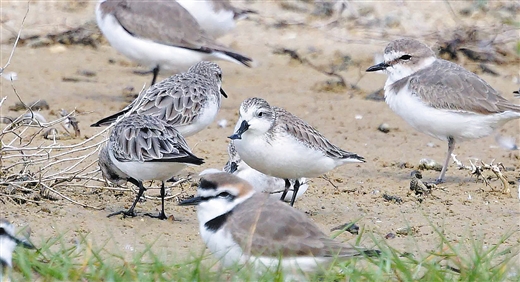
199, 193, 236, 202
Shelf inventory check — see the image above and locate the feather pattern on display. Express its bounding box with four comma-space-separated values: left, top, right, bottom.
109, 114, 203, 165
228, 192, 366, 258
390, 59, 520, 114
273, 106, 364, 161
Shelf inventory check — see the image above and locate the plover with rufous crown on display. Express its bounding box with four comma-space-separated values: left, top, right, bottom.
229, 97, 365, 206
366, 38, 520, 184
95, 0, 252, 85
179, 173, 379, 279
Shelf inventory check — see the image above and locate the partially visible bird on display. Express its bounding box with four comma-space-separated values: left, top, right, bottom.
176, 0, 256, 39
0, 219, 35, 281
95, 0, 252, 85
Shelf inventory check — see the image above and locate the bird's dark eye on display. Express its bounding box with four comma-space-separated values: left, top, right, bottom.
400, 55, 412, 60
257, 111, 264, 117
217, 192, 233, 199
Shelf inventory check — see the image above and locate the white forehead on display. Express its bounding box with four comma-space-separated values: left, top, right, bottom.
383, 50, 406, 62
197, 185, 241, 198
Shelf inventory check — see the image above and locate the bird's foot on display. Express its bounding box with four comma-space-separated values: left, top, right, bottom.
144, 212, 168, 220
433, 178, 445, 185
107, 209, 137, 218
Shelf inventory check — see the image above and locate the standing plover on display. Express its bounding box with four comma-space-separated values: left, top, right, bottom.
95, 0, 252, 85
102, 114, 204, 219
176, 0, 256, 39
0, 219, 35, 279
91, 61, 227, 138
224, 140, 308, 203
366, 38, 520, 183
179, 173, 378, 277
229, 97, 365, 206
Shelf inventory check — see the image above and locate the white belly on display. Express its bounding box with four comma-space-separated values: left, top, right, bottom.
109, 150, 186, 181
177, 98, 220, 137
233, 133, 338, 179
235, 162, 308, 202
176, 0, 235, 38
385, 87, 520, 142
96, 7, 238, 73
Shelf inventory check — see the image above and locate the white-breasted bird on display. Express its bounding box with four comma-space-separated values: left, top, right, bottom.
366, 38, 520, 184
100, 114, 204, 219
95, 0, 252, 85
91, 61, 227, 139
229, 97, 365, 206
179, 173, 379, 278
0, 219, 35, 281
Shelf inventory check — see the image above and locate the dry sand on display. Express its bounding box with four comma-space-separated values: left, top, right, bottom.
1, 0, 519, 268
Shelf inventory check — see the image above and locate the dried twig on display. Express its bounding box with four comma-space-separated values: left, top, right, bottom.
451, 154, 511, 195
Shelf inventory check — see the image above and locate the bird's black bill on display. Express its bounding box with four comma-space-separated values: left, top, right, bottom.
16, 238, 35, 249
366, 62, 390, 72
228, 120, 249, 140
179, 196, 202, 206
220, 88, 228, 98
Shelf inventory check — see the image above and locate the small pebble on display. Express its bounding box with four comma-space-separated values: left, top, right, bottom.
377, 123, 390, 133
385, 233, 396, 239
418, 158, 443, 171
217, 119, 228, 128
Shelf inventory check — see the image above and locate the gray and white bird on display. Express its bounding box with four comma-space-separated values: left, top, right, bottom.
223, 140, 308, 203
95, 0, 252, 85
229, 97, 365, 206
0, 219, 34, 281
179, 173, 378, 278
366, 38, 520, 183
91, 61, 227, 138
176, 0, 256, 39
100, 114, 204, 219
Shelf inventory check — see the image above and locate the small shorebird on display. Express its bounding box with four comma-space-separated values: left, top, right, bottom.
95, 0, 252, 85
176, 0, 256, 39
179, 173, 378, 277
0, 219, 35, 281
91, 61, 227, 138
229, 97, 365, 206
223, 140, 308, 203
366, 38, 520, 183
101, 114, 204, 219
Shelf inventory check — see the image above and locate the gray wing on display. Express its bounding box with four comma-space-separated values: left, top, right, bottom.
137, 73, 217, 127
104, 0, 229, 51
110, 115, 203, 164
229, 194, 363, 258
274, 107, 364, 161
395, 60, 520, 114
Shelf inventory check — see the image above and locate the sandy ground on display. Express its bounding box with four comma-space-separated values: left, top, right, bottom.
1, 0, 519, 269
